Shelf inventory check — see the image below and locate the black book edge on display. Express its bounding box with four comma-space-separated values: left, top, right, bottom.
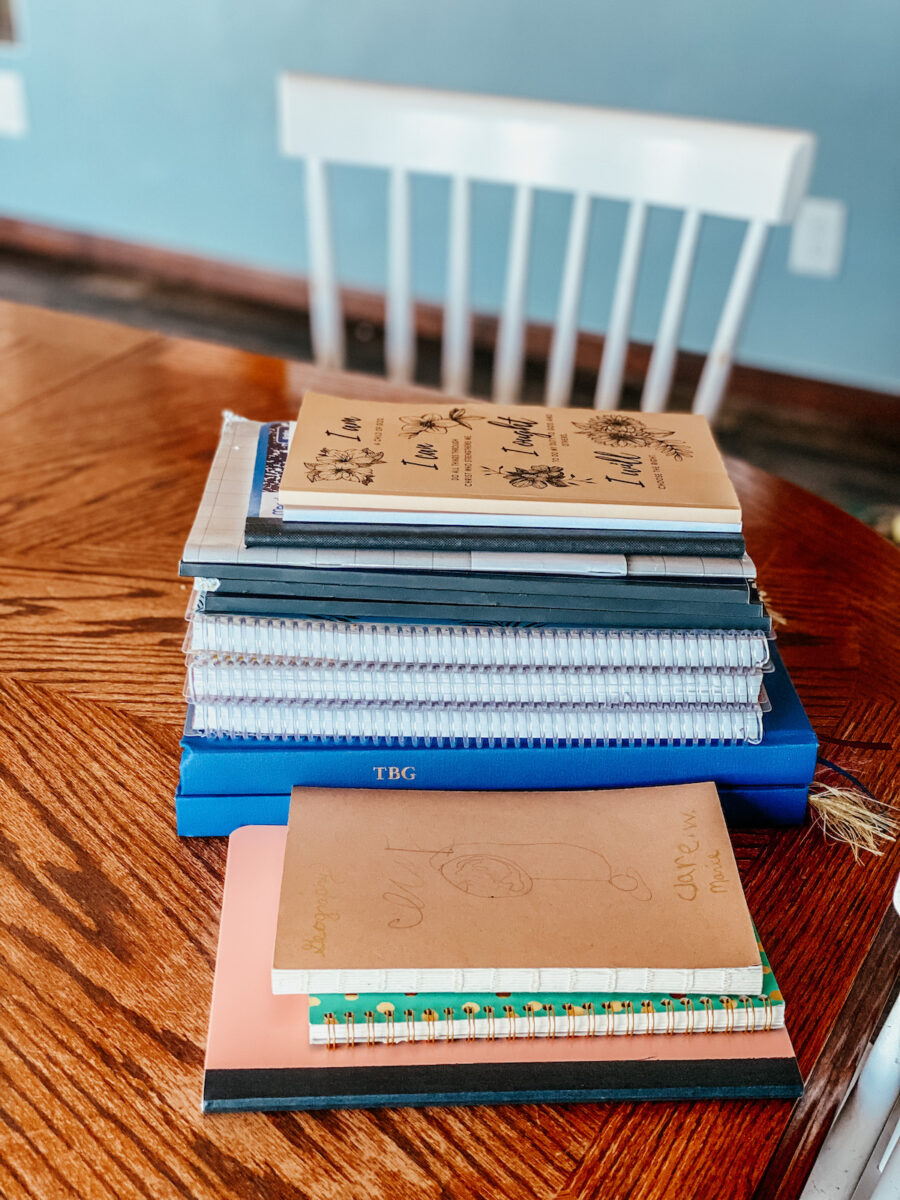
203, 1056, 802, 1112
193, 581, 756, 613
243, 518, 746, 558
198, 593, 772, 631
178, 561, 752, 601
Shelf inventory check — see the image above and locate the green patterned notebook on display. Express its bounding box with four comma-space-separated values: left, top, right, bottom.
309, 938, 785, 1047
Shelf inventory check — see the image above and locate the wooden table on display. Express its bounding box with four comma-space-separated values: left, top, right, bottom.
1, 300, 898, 1200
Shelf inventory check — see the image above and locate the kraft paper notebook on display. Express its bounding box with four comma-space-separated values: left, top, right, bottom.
277, 395, 742, 525
203, 827, 802, 1111
272, 782, 762, 995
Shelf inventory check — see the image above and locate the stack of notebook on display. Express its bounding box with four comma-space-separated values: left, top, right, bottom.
203, 782, 802, 1109
175, 397, 816, 835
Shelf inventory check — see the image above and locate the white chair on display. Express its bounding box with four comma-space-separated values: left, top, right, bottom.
278, 74, 815, 418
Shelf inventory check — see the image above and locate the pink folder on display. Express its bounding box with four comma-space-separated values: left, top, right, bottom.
203, 826, 802, 1111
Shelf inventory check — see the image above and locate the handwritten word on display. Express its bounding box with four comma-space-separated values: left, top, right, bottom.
593, 450, 645, 488
325, 416, 363, 442
674, 808, 700, 901
488, 415, 551, 453
302, 874, 340, 955
401, 442, 439, 470
707, 848, 729, 894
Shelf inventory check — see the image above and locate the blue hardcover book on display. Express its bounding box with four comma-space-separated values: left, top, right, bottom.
176, 648, 815, 835
175, 782, 809, 837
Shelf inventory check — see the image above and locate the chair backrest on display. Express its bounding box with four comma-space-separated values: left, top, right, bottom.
278, 74, 815, 418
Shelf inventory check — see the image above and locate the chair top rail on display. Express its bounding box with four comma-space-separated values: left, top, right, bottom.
279, 73, 815, 224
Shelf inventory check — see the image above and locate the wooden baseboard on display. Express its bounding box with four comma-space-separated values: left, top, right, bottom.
0, 214, 894, 414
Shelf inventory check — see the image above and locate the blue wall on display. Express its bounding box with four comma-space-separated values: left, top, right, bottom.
1, 0, 898, 392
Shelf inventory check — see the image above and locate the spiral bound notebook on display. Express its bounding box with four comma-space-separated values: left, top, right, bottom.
203, 826, 803, 1110
308, 936, 785, 1045
187, 699, 765, 744
272, 782, 763, 996
185, 658, 764, 707
184, 613, 772, 670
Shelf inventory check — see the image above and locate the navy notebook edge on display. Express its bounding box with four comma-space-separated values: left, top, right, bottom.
202, 1055, 803, 1112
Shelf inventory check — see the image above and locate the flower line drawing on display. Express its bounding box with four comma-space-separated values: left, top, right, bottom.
399, 407, 485, 439
481, 464, 594, 489
571, 414, 693, 460
305, 446, 386, 486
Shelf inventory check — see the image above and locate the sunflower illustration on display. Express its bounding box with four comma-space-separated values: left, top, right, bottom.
399, 407, 485, 439
572, 414, 692, 460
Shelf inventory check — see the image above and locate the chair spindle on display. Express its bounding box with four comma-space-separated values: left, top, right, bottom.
492, 184, 534, 404
304, 156, 343, 369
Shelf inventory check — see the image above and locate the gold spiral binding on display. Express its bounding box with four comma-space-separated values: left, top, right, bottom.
544, 1003, 556, 1038
623, 1000, 634, 1037
444, 1006, 455, 1042
344, 1011, 355, 1048
699, 997, 714, 1034
404, 1008, 415, 1044
503, 1004, 517, 1040
740, 996, 754, 1033
661, 997, 675, 1035
641, 1000, 655, 1034
585, 1001, 597, 1037
484, 1004, 496, 1041
720, 996, 736, 1033
601, 1001, 614, 1037
680, 998, 695, 1035
462, 1002, 479, 1041
324, 1012, 338, 1050
524, 1001, 540, 1039
364, 1010, 376, 1046
560, 1003, 573, 1039
423, 1008, 438, 1044
385, 1008, 396, 1045
760, 994, 773, 1032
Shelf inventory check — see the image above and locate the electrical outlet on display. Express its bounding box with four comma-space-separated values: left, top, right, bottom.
0, 70, 26, 138
789, 197, 847, 279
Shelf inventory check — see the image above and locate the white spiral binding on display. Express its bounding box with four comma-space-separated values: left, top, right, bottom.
184, 659, 764, 706
187, 700, 764, 744
184, 616, 771, 670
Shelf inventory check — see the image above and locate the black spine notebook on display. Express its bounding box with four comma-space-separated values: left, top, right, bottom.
196, 590, 771, 630
204, 1055, 803, 1112
179, 561, 752, 602
183, 571, 753, 608
244, 517, 746, 558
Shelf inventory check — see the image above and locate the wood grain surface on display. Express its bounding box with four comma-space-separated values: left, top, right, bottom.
0, 300, 898, 1200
